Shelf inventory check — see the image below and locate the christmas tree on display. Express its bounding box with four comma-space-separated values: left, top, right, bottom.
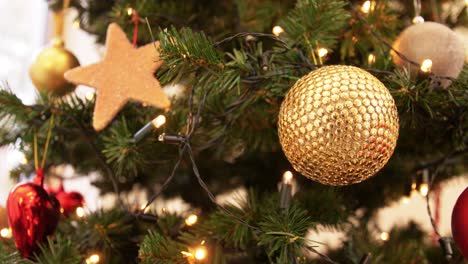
0, 0, 467, 263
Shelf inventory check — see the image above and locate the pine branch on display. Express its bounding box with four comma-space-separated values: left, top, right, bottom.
32, 235, 81, 264
279, 0, 349, 51
158, 26, 222, 68
138, 231, 186, 264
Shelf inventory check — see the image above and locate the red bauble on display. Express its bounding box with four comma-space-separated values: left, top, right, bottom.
55, 191, 85, 217
6, 170, 60, 258
452, 187, 468, 259
48, 183, 85, 217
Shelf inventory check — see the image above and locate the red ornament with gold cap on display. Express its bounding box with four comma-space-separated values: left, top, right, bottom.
6, 169, 60, 258
452, 187, 468, 259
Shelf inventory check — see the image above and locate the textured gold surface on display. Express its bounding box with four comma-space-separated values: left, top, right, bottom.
65, 23, 170, 131
29, 39, 80, 96
278, 65, 399, 186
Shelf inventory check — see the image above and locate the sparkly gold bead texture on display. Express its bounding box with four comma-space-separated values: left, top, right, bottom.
278, 65, 399, 186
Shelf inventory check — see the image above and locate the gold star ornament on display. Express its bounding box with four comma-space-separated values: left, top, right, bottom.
65, 23, 171, 131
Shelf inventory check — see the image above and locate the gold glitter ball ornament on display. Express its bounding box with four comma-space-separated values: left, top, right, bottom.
278, 65, 399, 186
29, 38, 80, 96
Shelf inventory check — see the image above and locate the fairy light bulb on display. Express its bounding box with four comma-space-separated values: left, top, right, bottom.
380, 231, 389, 241
412, 16, 424, 24
361, 1, 372, 13
194, 246, 207, 260
419, 183, 429, 196
185, 214, 198, 226
317, 48, 328, 58
367, 53, 376, 65
401, 196, 410, 205
73, 20, 80, 29
0, 228, 12, 238
152, 115, 166, 128
86, 254, 100, 264
420, 59, 432, 73
419, 169, 430, 197
85, 91, 95, 101
272, 26, 284, 36
283, 171, 293, 185
76, 207, 85, 218
127, 7, 134, 16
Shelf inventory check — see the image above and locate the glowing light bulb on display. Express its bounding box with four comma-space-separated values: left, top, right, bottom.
0, 228, 12, 238
20, 156, 28, 165
361, 1, 372, 13
401, 196, 410, 205
380, 231, 389, 241
76, 207, 85, 218
412, 16, 424, 24
317, 48, 328, 58
127, 7, 134, 16
194, 246, 207, 260
419, 183, 429, 197
85, 91, 95, 101
86, 254, 100, 264
73, 20, 80, 29
420, 59, 432, 73
272, 26, 284, 37
152, 115, 166, 128
283, 171, 293, 185
367, 53, 376, 65
185, 214, 198, 226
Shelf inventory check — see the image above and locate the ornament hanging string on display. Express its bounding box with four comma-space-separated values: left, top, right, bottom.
132, 10, 139, 47
32, 114, 55, 187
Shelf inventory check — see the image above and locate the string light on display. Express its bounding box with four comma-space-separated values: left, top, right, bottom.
412, 16, 424, 24
361, 1, 372, 13
272, 25, 284, 37
127, 7, 134, 16
283, 171, 293, 185
185, 214, 198, 226
0, 228, 12, 238
76, 207, 85, 218
133, 115, 167, 142
317, 48, 328, 58
420, 59, 432, 73
152, 115, 166, 128
401, 196, 410, 205
20, 156, 28, 165
85, 91, 95, 101
419, 169, 429, 197
86, 254, 100, 264
419, 184, 429, 196
73, 20, 80, 29
194, 246, 207, 260
367, 53, 376, 65
380, 231, 389, 241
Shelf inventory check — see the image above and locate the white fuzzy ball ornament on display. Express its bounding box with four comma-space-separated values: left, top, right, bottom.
392, 22, 464, 84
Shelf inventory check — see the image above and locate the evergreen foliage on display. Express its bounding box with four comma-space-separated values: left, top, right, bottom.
0, 0, 466, 263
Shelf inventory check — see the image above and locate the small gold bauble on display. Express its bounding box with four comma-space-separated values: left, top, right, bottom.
278, 65, 399, 186
392, 22, 464, 82
29, 38, 80, 96
0, 206, 7, 228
